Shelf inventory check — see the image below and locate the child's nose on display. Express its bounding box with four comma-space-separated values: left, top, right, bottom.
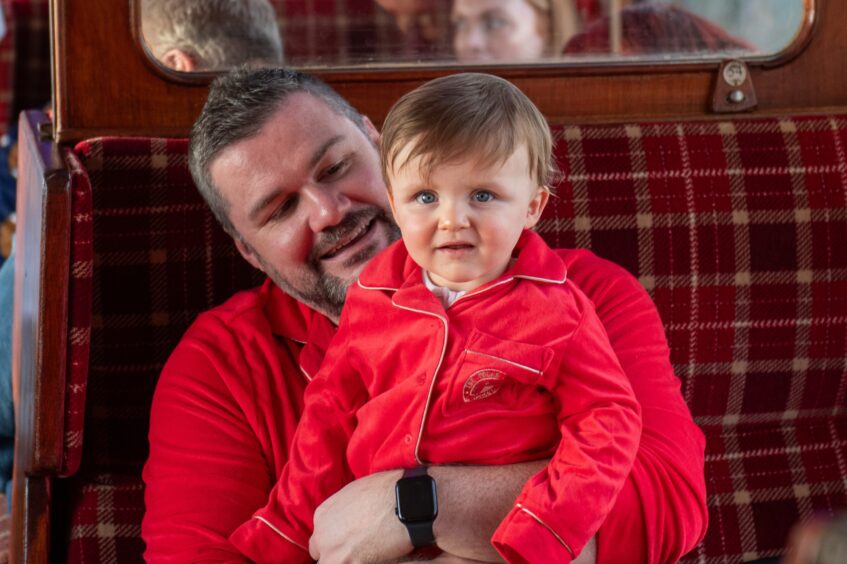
438, 201, 470, 230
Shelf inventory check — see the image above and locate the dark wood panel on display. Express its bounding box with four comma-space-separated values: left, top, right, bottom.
10, 111, 71, 563
54, 0, 844, 141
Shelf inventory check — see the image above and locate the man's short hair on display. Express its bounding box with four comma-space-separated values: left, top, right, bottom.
142, 0, 283, 70
380, 73, 557, 193
189, 67, 367, 236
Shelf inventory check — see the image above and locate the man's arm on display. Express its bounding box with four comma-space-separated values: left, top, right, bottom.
142, 336, 290, 562
310, 462, 547, 563
563, 249, 708, 562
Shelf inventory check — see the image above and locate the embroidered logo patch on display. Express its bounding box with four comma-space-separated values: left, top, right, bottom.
463, 369, 506, 403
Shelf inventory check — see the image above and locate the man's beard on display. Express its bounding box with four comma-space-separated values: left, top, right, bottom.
255, 207, 400, 320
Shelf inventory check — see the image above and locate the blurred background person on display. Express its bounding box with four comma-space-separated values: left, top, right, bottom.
451, 0, 580, 62
141, 0, 283, 72
372, 0, 453, 59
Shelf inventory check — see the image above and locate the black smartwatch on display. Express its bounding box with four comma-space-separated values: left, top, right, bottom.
395, 467, 438, 548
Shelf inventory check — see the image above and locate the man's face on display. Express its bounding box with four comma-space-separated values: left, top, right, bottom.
209, 93, 400, 321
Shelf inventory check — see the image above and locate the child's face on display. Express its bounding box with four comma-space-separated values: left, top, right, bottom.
387, 144, 548, 292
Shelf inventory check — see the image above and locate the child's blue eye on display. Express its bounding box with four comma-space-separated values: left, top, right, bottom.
415, 191, 437, 204
472, 190, 494, 203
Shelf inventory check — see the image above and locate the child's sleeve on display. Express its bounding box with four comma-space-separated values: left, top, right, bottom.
228, 311, 369, 563
491, 288, 643, 563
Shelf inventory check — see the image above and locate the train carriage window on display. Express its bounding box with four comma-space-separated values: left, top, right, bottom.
139, 0, 810, 73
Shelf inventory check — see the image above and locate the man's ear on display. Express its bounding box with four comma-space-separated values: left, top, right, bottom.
234, 237, 265, 273
524, 188, 550, 229
160, 48, 197, 72
362, 115, 381, 146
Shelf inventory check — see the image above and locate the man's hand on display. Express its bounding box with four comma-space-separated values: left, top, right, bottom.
309, 469, 412, 563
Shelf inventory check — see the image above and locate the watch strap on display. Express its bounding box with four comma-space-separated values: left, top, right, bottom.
398, 466, 436, 548
406, 519, 436, 547
403, 466, 429, 478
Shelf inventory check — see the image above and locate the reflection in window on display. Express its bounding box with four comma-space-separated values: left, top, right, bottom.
141, 0, 810, 70
141, 0, 283, 72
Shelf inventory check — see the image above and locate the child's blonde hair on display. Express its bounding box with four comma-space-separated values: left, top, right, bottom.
380, 73, 557, 193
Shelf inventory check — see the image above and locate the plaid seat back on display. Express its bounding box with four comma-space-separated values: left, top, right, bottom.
542, 116, 847, 562
71, 137, 264, 477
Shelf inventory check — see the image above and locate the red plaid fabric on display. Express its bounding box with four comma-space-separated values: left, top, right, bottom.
542, 116, 847, 562
60, 149, 93, 477
60, 115, 847, 562
65, 474, 145, 564
70, 137, 264, 477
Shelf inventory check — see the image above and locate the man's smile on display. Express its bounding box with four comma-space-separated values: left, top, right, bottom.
320, 216, 377, 261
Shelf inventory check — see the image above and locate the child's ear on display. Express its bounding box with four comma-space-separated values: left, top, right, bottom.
524, 188, 550, 228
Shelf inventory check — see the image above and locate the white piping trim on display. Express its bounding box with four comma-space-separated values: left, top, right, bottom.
515, 504, 575, 558
253, 516, 308, 551
465, 349, 543, 376
450, 277, 515, 308
391, 301, 448, 465
298, 364, 313, 383
514, 273, 567, 285
357, 279, 400, 292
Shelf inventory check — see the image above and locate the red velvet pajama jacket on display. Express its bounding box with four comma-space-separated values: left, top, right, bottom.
142, 241, 708, 563
229, 232, 642, 562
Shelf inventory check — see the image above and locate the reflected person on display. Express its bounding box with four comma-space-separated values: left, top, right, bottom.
451, 0, 579, 62
141, 0, 283, 72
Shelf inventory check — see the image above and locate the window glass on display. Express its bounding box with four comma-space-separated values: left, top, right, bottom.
139, 0, 810, 72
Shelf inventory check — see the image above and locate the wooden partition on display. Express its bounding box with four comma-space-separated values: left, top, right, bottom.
11, 111, 71, 563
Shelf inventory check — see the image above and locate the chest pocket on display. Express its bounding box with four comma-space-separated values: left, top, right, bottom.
442, 328, 556, 417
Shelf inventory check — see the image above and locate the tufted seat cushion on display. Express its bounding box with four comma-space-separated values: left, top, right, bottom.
60, 115, 847, 562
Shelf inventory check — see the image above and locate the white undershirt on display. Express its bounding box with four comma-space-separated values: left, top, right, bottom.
422, 271, 467, 308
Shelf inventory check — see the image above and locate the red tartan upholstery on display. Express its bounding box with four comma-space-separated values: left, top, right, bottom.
58, 115, 847, 562
542, 116, 847, 563
62, 138, 263, 562
61, 150, 93, 477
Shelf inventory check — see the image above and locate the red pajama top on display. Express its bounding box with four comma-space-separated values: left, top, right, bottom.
229, 231, 642, 562
142, 244, 708, 563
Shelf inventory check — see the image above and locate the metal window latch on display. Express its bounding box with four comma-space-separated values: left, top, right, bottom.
712, 59, 758, 113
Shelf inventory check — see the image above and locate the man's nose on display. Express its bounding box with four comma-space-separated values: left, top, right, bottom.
438, 200, 469, 230
302, 184, 352, 232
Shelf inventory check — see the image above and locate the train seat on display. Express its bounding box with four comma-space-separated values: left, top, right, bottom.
14, 113, 847, 562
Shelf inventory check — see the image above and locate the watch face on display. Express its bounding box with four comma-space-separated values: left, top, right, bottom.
396, 475, 437, 523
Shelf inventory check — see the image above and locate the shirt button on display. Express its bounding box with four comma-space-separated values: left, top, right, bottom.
404, 434, 413, 444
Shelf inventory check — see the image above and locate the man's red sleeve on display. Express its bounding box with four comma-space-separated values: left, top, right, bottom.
142, 318, 306, 562
562, 250, 708, 563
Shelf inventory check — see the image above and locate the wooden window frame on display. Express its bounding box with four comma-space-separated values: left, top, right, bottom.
52, 0, 843, 143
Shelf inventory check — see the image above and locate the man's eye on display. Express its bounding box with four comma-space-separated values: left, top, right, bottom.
271, 196, 297, 220
472, 190, 494, 203
415, 191, 437, 204
321, 159, 347, 180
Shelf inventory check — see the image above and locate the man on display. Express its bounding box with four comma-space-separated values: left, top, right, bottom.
142, 67, 708, 562
141, 0, 283, 72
